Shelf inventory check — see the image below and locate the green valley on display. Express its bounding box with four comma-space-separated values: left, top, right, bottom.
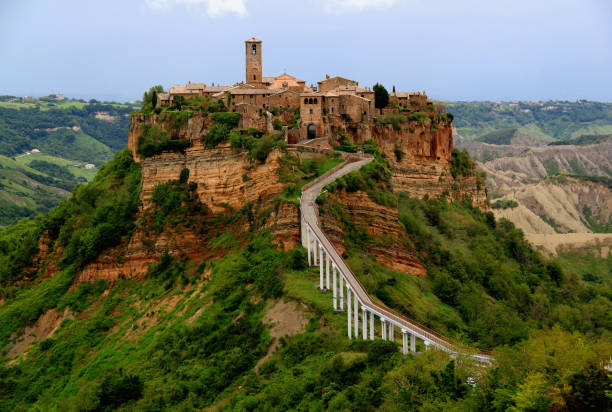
0, 95, 138, 225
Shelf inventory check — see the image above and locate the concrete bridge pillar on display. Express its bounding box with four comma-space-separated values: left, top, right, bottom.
389, 323, 394, 341
362, 307, 368, 339
339, 275, 344, 310
319, 245, 324, 290
326, 253, 330, 290
347, 288, 352, 339
402, 329, 409, 355
307, 228, 312, 266
424, 341, 430, 351
369, 312, 374, 340
411, 334, 416, 352
381, 318, 387, 340
354, 294, 359, 338
312, 237, 317, 266
332, 264, 337, 310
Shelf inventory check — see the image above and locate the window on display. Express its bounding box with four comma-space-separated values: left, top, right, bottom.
304, 98, 308, 104
310, 109, 313, 114
253, 75, 256, 80
252, 44, 257, 55
314, 98, 318, 104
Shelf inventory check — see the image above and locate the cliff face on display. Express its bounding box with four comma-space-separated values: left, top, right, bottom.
140, 142, 285, 213
128, 112, 212, 162
77, 110, 482, 283
320, 190, 427, 277
336, 120, 487, 208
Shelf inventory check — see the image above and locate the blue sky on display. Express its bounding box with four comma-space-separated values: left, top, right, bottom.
1, 0, 610, 102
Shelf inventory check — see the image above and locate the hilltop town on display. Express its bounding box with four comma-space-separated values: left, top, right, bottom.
140, 38, 445, 149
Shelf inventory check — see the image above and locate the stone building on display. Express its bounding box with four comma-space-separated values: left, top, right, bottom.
161, 38, 434, 142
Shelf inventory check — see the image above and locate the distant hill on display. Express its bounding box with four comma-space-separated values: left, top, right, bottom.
476, 127, 551, 146
446, 100, 612, 142
548, 133, 612, 146
0, 96, 138, 225
456, 133, 612, 243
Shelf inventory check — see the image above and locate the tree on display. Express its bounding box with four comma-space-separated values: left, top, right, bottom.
373, 83, 389, 109
392, 85, 396, 93
142, 85, 165, 113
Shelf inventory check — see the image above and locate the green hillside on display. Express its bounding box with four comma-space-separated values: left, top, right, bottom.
0, 148, 609, 411
0, 96, 138, 225
445, 100, 612, 142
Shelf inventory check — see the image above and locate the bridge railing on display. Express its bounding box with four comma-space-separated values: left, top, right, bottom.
299, 162, 493, 362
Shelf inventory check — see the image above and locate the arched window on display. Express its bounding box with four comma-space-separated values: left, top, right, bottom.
253, 74, 256, 80
314, 98, 318, 104
252, 44, 257, 55
309, 98, 313, 104
304, 98, 308, 104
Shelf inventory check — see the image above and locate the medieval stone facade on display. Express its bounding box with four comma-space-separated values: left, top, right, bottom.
159, 38, 438, 144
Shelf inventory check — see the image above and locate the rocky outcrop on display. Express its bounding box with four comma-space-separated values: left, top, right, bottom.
264, 202, 300, 250
76, 225, 210, 282
76, 141, 310, 282
141, 141, 285, 214
331, 120, 487, 208
128, 112, 212, 162
320, 190, 427, 276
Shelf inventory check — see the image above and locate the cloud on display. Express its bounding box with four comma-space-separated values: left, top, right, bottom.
320, 0, 399, 14
144, 0, 247, 17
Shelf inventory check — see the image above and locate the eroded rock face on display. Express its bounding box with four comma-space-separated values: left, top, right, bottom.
128, 112, 212, 162
334, 121, 487, 208
321, 190, 427, 277
493, 177, 612, 234
76, 142, 297, 282
141, 141, 285, 214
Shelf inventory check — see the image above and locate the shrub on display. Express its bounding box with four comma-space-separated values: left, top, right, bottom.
407, 112, 430, 122
211, 112, 241, 128
179, 168, 190, 184
491, 199, 519, 209
204, 112, 242, 148
98, 369, 144, 411
377, 114, 405, 130
137, 125, 191, 157
450, 148, 474, 178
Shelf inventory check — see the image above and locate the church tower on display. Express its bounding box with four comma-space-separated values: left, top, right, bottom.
245, 38, 262, 84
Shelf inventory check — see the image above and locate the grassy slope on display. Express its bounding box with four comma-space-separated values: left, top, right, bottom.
318, 149, 612, 350
0, 152, 101, 226
0, 148, 610, 410
15, 153, 98, 180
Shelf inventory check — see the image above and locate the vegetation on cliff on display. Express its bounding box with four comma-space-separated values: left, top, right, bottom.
320, 150, 612, 350
0, 143, 610, 410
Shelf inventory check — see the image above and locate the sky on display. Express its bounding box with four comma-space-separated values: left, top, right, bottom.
0, 0, 610, 102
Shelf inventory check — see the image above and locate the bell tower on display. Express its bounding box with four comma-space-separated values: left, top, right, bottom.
245, 38, 262, 84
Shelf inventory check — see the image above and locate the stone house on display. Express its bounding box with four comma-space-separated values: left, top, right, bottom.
160, 38, 434, 143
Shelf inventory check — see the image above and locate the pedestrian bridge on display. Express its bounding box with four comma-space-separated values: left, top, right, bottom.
299, 156, 492, 363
